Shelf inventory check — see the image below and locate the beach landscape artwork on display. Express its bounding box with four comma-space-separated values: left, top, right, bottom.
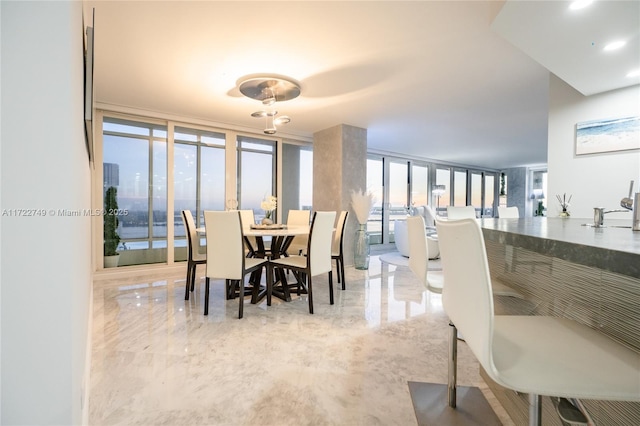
576, 116, 640, 155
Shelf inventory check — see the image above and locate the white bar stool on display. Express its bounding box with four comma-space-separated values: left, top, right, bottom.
434, 218, 640, 426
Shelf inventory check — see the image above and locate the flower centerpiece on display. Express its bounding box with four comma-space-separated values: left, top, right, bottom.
350, 189, 376, 270
260, 195, 277, 225
556, 193, 572, 217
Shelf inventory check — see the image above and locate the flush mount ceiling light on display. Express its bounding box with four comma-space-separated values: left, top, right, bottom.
239, 76, 301, 103
238, 76, 300, 135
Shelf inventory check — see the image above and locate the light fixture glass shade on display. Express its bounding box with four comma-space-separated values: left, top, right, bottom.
274, 116, 290, 125
264, 114, 276, 134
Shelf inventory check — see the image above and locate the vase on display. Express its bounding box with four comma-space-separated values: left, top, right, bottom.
261, 217, 273, 225
354, 223, 370, 270
559, 208, 570, 218
104, 254, 120, 268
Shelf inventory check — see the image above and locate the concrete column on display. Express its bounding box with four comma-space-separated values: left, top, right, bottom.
313, 124, 367, 266
505, 167, 527, 217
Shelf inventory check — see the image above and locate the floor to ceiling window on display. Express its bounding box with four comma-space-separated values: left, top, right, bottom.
103, 117, 168, 266
366, 157, 384, 244
98, 110, 322, 270
388, 160, 409, 243
237, 136, 276, 222
99, 111, 500, 265
453, 170, 467, 206
365, 157, 498, 245
173, 126, 226, 261
470, 172, 483, 216
434, 168, 451, 215
483, 173, 496, 217
411, 164, 429, 207
470, 171, 498, 217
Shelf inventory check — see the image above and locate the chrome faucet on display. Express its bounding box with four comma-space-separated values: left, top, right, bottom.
621, 180, 634, 210
633, 193, 640, 231
619, 180, 640, 231
593, 207, 628, 228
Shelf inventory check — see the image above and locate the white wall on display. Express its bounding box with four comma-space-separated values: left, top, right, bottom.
1, 1, 92, 424
548, 75, 640, 219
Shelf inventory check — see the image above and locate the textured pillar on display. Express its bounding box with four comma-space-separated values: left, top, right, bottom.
313, 124, 367, 266
506, 167, 527, 217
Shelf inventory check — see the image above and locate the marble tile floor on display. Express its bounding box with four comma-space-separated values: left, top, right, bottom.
89, 255, 515, 425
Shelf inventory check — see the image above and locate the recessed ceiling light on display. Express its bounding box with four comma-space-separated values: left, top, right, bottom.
604, 40, 626, 51
569, 0, 594, 10
627, 69, 640, 78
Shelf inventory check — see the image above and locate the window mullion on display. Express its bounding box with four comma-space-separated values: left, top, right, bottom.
196, 143, 202, 227
148, 133, 154, 248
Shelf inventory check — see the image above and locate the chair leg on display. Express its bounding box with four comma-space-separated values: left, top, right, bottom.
335, 259, 341, 284
328, 271, 334, 305
238, 279, 244, 319
204, 277, 210, 315
307, 275, 314, 314
448, 322, 458, 408
252, 269, 263, 297
225, 279, 231, 299
266, 264, 273, 306
190, 263, 197, 291
339, 257, 346, 290
529, 393, 542, 426
185, 263, 192, 300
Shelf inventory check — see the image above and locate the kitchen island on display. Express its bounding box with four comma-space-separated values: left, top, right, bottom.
479, 217, 640, 425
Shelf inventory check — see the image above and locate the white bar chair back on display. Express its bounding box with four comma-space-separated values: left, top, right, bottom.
435, 217, 640, 425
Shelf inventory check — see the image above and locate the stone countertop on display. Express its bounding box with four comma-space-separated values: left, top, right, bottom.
480, 217, 640, 278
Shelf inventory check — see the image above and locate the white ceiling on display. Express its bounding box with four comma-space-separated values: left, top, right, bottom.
85, 1, 640, 170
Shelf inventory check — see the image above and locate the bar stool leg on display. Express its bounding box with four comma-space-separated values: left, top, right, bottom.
448, 321, 458, 408
529, 393, 542, 426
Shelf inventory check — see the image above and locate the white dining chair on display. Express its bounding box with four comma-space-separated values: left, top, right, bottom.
446, 205, 477, 219
269, 211, 336, 314
238, 209, 259, 257
181, 210, 206, 300
419, 204, 438, 234
203, 210, 269, 319
498, 206, 519, 218
331, 210, 349, 289
285, 209, 310, 256
435, 218, 640, 425
408, 215, 444, 293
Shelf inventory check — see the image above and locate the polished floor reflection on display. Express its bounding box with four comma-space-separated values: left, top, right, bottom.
89, 255, 513, 425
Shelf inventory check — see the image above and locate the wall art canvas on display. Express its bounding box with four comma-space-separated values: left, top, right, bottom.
576, 116, 640, 155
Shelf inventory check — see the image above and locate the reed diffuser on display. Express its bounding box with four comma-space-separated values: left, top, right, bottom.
556, 193, 572, 217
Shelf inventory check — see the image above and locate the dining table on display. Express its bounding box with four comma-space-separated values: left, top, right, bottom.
244, 223, 311, 304
197, 223, 311, 304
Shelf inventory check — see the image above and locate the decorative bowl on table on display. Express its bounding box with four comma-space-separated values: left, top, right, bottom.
250, 223, 288, 230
